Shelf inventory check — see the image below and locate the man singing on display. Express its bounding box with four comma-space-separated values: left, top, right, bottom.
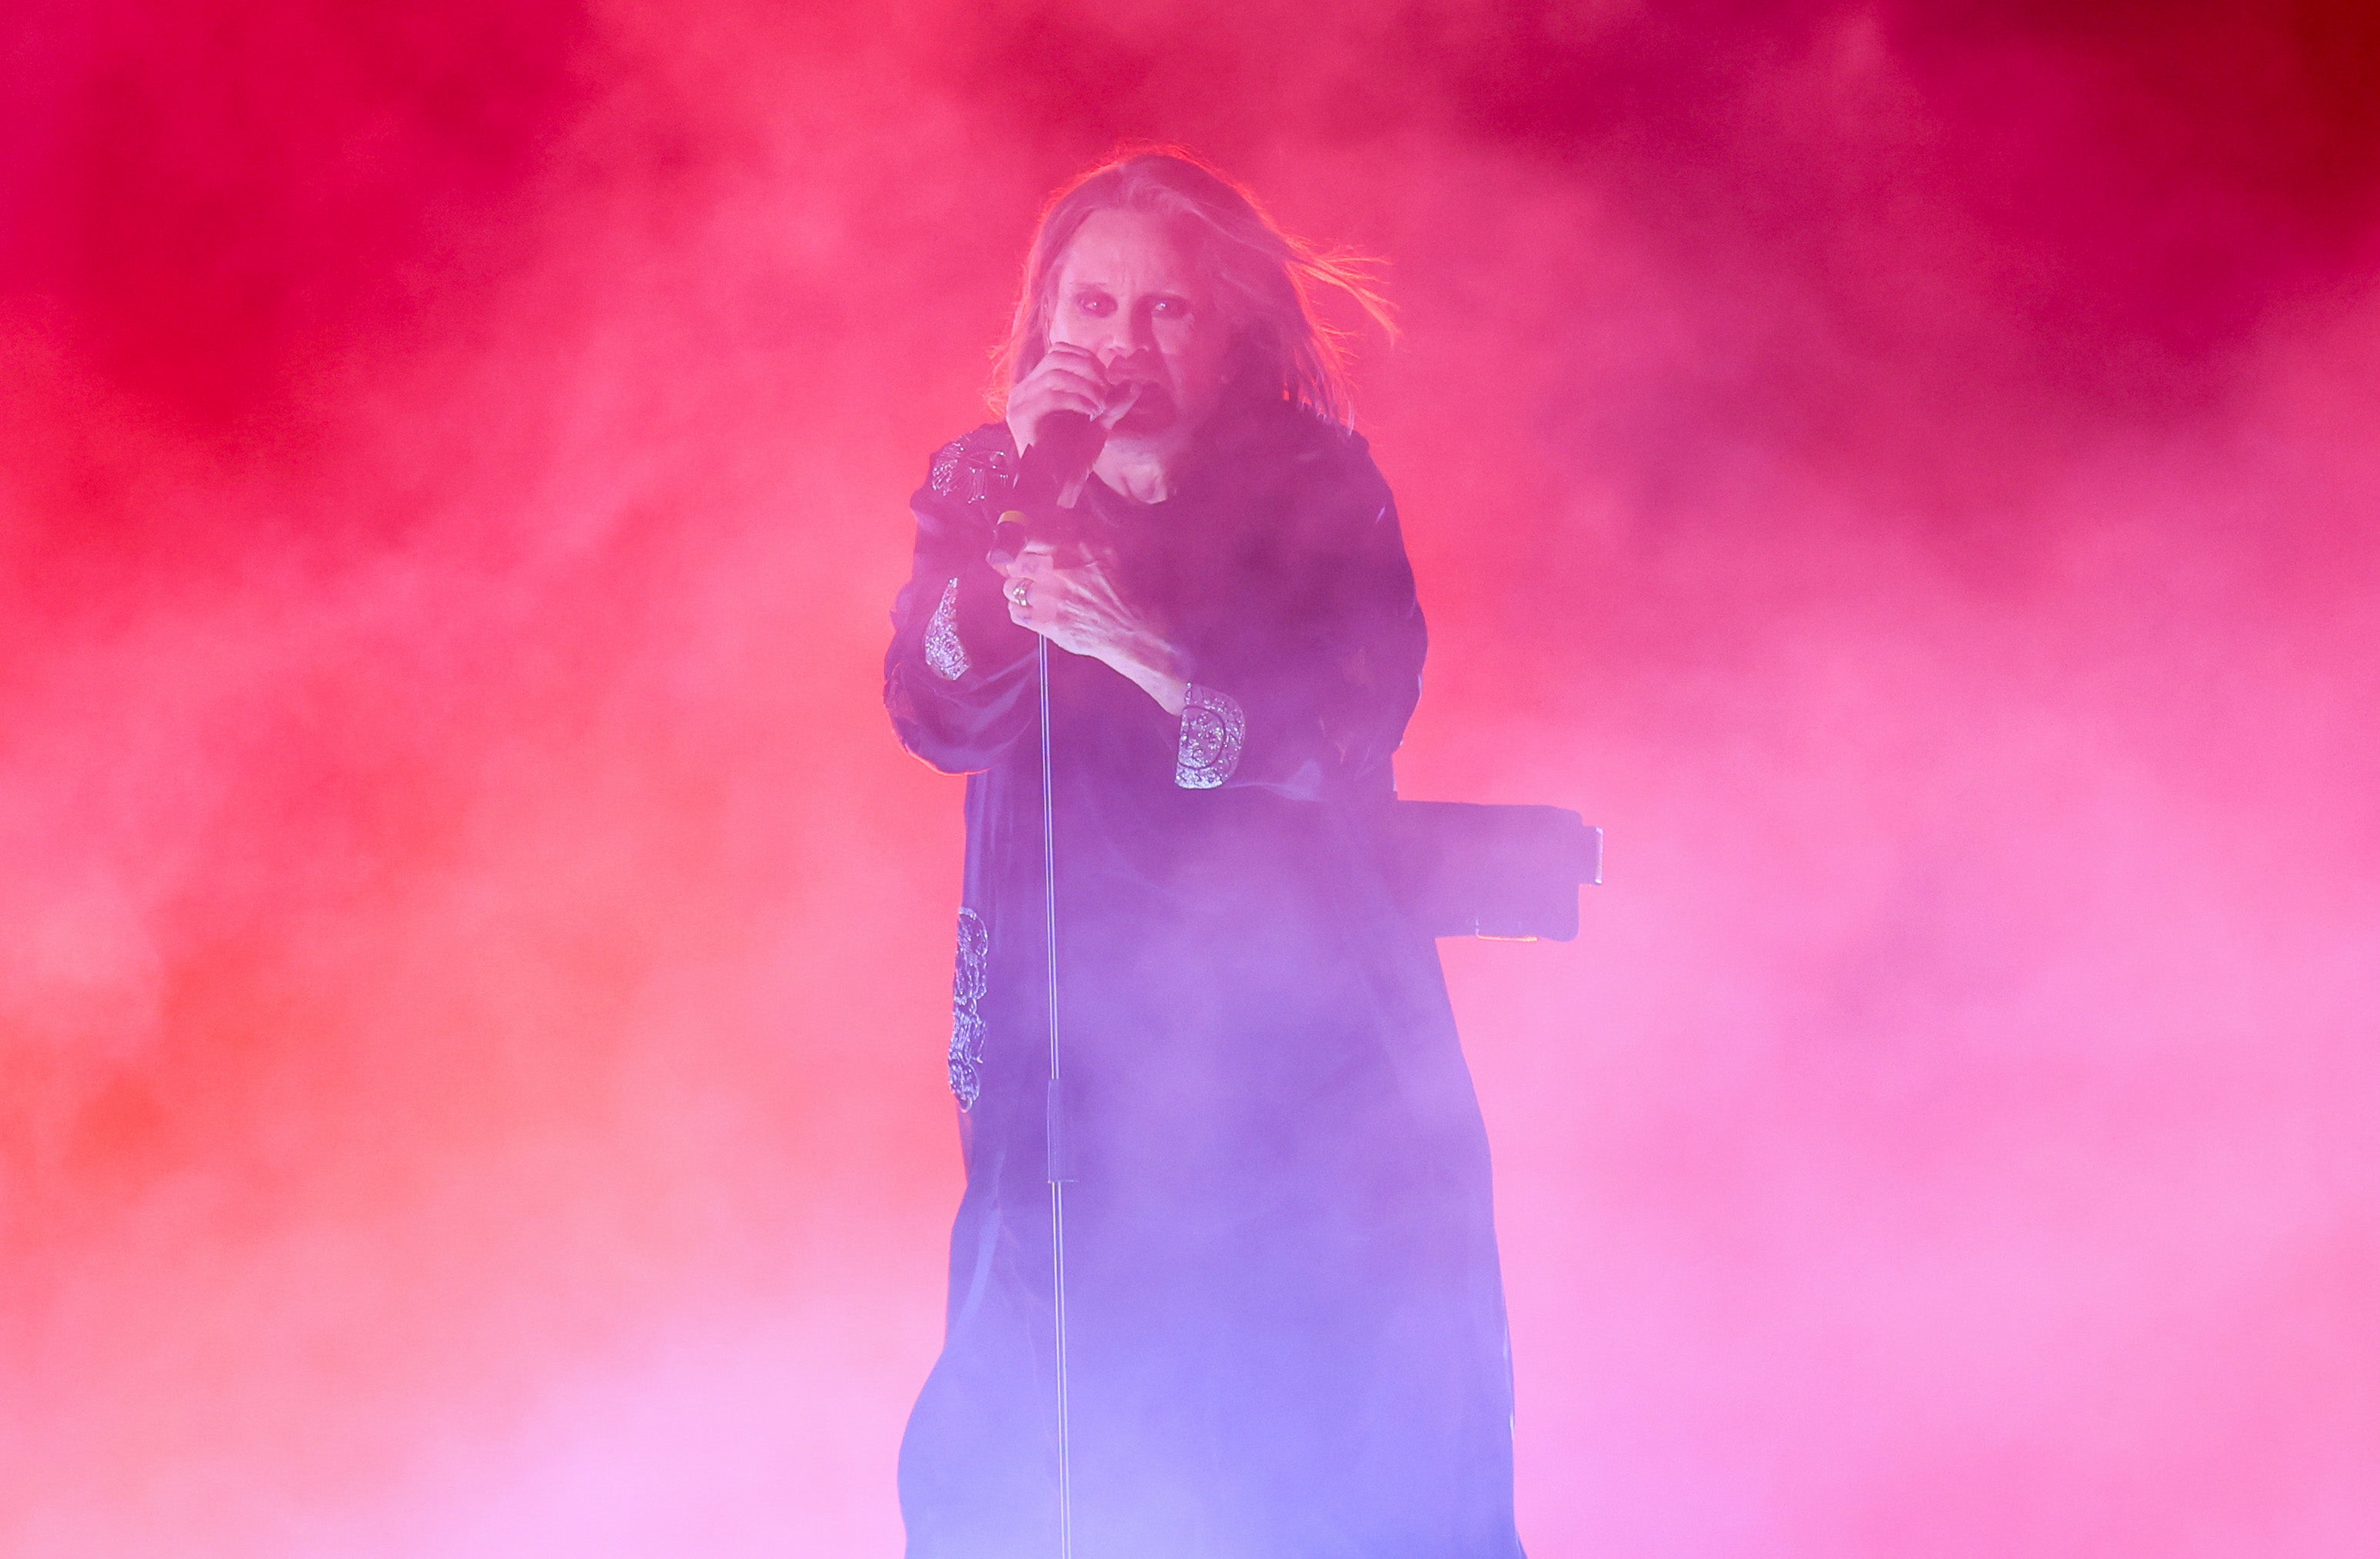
885, 148, 1525, 1559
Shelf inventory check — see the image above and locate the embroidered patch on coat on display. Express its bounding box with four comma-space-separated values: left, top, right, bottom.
922, 577, 968, 681
1175, 685, 1248, 789
928, 435, 1018, 505
946, 908, 989, 1108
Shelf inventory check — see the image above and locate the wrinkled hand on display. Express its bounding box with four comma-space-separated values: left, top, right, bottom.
1006, 344, 1102, 455
1004, 344, 1142, 457
995, 539, 1188, 715
997, 539, 1144, 661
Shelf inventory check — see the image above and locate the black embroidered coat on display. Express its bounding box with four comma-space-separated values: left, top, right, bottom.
885, 398, 1526, 1559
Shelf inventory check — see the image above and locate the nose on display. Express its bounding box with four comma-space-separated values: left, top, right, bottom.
1093, 307, 1159, 371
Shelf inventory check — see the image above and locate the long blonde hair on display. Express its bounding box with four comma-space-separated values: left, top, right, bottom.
994, 148, 1393, 428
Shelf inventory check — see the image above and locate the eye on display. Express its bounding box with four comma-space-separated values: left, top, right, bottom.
1151, 296, 1190, 320
1073, 290, 1115, 317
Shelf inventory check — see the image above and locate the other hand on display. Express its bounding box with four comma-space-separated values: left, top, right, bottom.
995, 540, 1187, 715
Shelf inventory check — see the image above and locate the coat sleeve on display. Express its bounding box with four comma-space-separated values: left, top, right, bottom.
884, 431, 1042, 774
1177, 439, 1425, 802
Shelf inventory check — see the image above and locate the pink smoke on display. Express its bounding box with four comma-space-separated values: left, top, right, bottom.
2, 2, 2375, 1554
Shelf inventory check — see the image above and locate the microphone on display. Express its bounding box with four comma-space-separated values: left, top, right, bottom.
1014, 411, 1105, 511
996, 411, 1107, 558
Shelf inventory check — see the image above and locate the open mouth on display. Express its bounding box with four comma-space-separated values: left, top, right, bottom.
1105, 378, 1176, 434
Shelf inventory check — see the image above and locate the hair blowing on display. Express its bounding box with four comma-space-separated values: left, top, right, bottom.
994, 148, 1394, 428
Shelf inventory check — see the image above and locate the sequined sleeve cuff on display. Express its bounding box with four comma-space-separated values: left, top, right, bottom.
922, 577, 969, 681
1174, 685, 1247, 788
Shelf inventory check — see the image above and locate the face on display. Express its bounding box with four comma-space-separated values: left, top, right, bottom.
1042, 208, 1233, 441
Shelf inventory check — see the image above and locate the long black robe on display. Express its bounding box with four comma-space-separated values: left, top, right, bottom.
885, 398, 1525, 1559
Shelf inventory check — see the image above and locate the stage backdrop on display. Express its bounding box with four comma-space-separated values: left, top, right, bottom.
5, 2, 2375, 1554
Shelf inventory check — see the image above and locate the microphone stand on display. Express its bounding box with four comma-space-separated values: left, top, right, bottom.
997, 414, 1100, 1559
1037, 626, 1075, 1559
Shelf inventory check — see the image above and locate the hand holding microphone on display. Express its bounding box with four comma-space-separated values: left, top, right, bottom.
1005, 342, 1110, 458
1003, 343, 1147, 463
994, 345, 1147, 564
